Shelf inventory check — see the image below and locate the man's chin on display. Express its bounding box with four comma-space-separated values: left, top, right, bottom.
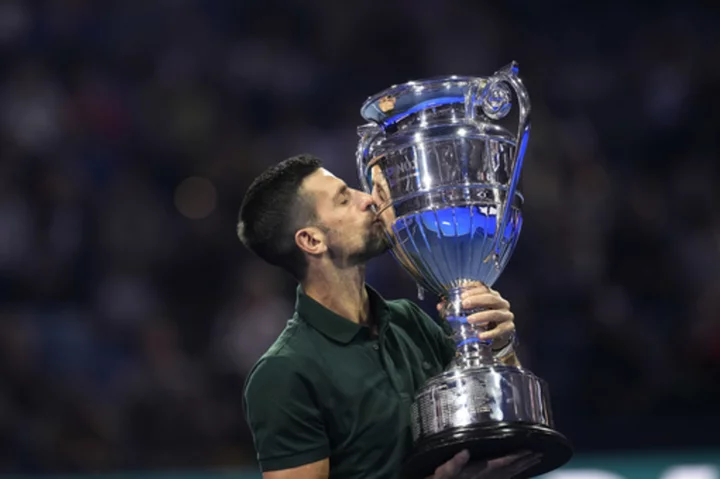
353, 239, 391, 265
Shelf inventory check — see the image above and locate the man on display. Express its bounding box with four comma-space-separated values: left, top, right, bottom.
238, 154, 538, 478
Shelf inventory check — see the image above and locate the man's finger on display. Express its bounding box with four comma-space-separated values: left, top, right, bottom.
461, 293, 510, 311
504, 454, 543, 478
478, 320, 514, 340
486, 451, 533, 470
434, 450, 470, 479
467, 310, 514, 326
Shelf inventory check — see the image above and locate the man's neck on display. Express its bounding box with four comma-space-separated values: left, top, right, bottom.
301, 265, 370, 325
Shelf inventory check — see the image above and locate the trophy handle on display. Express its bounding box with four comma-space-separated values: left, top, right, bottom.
356, 123, 382, 193
467, 62, 531, 261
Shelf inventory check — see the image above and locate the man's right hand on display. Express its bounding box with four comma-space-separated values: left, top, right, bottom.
428, 450, 542, 479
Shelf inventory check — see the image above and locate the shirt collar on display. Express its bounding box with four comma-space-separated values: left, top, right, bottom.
294, 284, 391, 344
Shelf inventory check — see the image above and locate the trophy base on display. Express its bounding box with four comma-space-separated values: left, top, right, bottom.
402, 422, 572, 479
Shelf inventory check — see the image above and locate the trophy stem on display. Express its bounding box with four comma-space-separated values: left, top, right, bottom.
442, 287, 496, 368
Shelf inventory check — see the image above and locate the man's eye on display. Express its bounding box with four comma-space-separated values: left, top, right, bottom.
340, 198, 349, 205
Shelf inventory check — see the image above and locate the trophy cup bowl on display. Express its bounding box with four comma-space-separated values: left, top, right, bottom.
356, 63, 572, 478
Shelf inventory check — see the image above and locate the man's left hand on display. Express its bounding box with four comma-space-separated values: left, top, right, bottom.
436, 285, 515, 347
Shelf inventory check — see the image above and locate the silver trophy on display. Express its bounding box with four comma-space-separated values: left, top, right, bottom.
356, 63, 572, 478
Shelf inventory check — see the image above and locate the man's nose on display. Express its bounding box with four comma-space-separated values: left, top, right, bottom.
358, 191, 375, 210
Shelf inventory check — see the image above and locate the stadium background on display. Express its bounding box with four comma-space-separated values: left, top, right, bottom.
0, 0, 718, 477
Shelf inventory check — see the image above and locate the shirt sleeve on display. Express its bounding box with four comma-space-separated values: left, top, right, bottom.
243, 355, 330, 471
402, 300, 457, 368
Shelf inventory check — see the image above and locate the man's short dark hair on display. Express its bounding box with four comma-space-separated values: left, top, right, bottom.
238, 154, 323, 279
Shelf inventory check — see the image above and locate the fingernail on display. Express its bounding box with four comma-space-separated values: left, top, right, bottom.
459, 450, 470, 462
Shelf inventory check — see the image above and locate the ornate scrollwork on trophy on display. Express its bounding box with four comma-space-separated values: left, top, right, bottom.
481, 82, 513, 120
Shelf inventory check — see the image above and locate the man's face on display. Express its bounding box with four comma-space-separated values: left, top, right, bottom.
301, 168, 388, 265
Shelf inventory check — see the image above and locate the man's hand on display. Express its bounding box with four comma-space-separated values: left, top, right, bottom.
436, 284, 515, 345
427, 450, 470, 479
429, 450, 541, 479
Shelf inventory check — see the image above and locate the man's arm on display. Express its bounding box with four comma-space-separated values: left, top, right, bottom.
244, 356, 330, 478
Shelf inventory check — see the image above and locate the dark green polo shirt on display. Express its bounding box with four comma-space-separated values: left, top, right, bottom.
243, 285, 456, 478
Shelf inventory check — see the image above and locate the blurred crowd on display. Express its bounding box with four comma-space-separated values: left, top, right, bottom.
0, 0, 718, 474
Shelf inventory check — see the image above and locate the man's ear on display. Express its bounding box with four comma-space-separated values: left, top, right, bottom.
295, 226, 327, 255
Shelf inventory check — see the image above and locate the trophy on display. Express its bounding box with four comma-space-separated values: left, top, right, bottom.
356, 63, 572, 478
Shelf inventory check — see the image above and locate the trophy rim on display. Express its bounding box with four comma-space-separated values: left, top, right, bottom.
360, 75, 488, 125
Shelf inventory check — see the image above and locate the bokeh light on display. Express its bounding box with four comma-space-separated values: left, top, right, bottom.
174, 176, 218, 220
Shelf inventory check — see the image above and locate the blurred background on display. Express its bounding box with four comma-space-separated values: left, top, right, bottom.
0, 0, 718, 476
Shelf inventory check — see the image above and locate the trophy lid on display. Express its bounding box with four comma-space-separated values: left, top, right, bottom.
360, 75, 486, 127
360, 63, 523, 129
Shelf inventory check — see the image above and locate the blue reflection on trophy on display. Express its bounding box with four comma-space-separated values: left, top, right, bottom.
356, 63, 572, 478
